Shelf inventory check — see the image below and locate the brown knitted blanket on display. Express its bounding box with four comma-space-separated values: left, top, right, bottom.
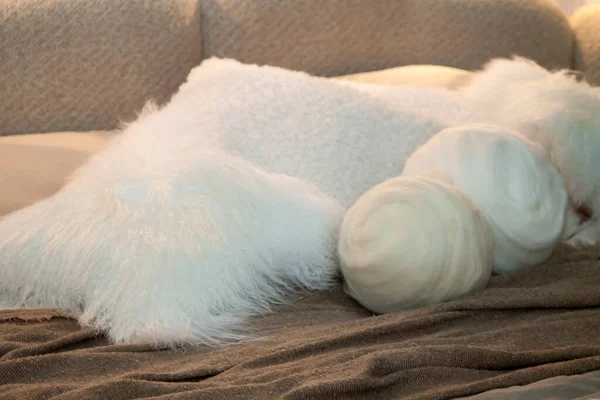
2, 245, 600, 399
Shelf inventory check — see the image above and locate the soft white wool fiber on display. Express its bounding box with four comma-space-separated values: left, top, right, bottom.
0, 58, 451, 346
172, 58, 448, 207
338, 175, 494, 314
402, 124, 568, 274
460, 57, 600, 247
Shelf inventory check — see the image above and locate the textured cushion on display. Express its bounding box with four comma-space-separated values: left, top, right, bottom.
201, 0, 573, 77
0, 65, 470, 217
0, 0, 202, 136
0, 132, 117, 216
337, 65, 473, 89
572, 5, 600, 86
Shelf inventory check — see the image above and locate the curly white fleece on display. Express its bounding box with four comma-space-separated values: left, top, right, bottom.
1, 57, 598, 346
0, 58, 449, 346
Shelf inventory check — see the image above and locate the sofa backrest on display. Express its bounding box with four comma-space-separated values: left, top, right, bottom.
0, 0, 587, 136
0, 0, 203, 136
201, 0, 574, 77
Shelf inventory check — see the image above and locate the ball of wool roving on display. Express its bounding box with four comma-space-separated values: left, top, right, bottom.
402, 123, 568, 274
338, 176, 494, 314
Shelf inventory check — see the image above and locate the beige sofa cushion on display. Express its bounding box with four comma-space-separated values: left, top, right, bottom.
0, 65, 471, 217
0, 132, 117, 216
337, 65, 473, 89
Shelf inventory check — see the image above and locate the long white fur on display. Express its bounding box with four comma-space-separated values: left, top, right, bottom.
0, 58, 451, 346
1, 57, 598, 345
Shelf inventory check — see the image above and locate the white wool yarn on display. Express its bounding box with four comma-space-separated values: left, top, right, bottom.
402, 123, 568, 274
338, 176, 494, 314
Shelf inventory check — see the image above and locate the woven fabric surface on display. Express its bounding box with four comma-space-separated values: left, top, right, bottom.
201, 0, 574, 77
0, 0, 202, 136
2, 245, 600, 399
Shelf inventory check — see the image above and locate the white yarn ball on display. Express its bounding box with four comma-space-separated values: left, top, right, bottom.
338, 176, 494, 314
402, 123, 568, 274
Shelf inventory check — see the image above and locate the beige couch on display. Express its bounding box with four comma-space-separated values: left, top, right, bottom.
1, 0, 599, 216
4, 2, 600, 398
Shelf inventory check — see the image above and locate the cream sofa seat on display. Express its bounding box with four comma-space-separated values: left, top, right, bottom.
0, 131, 119, 216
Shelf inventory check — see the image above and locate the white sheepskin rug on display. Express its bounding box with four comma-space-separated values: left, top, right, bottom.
0, 58, 452, 346
0, 57, 597, 346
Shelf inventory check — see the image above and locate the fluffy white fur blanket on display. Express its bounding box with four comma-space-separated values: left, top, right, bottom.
0, 57, 597, 346
0, 58, 455, 346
